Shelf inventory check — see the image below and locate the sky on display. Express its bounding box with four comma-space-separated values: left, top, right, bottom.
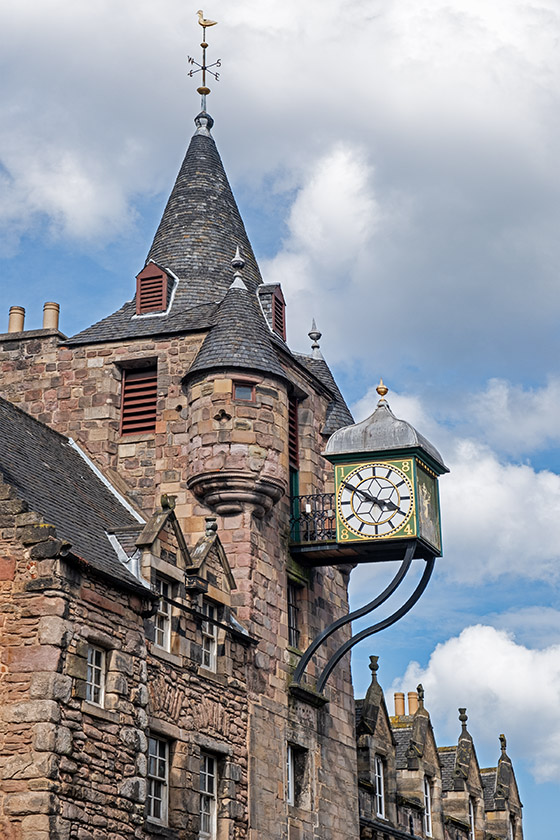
1, 0, 560, 834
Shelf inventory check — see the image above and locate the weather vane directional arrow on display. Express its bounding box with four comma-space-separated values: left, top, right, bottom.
188, 10, 221, 111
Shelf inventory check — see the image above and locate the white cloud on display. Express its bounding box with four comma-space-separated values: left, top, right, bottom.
393, 624, 560, 783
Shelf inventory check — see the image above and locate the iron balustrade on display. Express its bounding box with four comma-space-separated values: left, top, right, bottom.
290, 493, 336, 544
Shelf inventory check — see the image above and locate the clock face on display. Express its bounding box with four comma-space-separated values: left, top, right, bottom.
336, 462, 415, 540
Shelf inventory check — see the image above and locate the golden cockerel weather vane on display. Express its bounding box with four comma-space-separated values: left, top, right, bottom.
188, 11, 221, 112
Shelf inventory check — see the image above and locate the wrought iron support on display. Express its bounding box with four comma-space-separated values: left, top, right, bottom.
290, 543, 435, 696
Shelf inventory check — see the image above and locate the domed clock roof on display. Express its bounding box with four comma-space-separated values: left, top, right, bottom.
324, 384, 448, 474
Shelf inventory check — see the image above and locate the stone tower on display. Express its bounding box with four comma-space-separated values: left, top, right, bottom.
0, 104, 358, 839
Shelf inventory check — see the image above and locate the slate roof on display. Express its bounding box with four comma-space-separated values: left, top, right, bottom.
392, 723, 413, 769
294, 353, 354, 434
68, 112, 261, 346
481, 770, 497, 808
438, 747, 457, 791
187, 279, 287, 381
0, 396, 148, 593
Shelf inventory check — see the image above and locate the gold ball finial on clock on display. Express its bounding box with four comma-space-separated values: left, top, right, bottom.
376, 379, 389, 401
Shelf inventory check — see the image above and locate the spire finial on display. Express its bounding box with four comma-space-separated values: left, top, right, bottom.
230, 246, 247, 290
376, 378, 389, 402
458, 707, 468, 731
308, 319, 323, 359
188, 11, 221, 113
417, 683, 425, 708
499, 733, 507, 754
369, 655, 379, 681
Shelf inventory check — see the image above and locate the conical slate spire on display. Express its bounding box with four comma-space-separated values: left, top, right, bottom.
147, 114, 263, 305
186, 249, 286, 380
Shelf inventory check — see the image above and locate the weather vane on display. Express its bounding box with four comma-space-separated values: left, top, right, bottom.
188, 10, 221, 111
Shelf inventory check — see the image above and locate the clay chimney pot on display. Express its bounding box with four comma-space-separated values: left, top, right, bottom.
394, 692, 405, 716
8, 306, 25, 333
408, 691, 419, 715
42, 302, 60, 331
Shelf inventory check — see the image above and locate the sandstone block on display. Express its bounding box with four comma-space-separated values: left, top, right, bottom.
2, 700, 60, 724
38, 616, 71, 647
118, 776, 146, 802
18, 524, 56, 545
3, 645, 60, 673
0, 556, 16, 580
4, 791, 55, 815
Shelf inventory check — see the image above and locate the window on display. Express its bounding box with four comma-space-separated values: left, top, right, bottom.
287, 582, 300, 649
154, 577, 171, 651
200, 753, 217, 839
147, 736, 168, 824
423, 776, 432, 837
201, 600, 218, 672
136, 264, 168, 314
469, 797, 475, 840
508, 817, 515, 840
86, 645, 105, 706
120, 367, 157, 435
272, 288, 286, 340
374, 756, 385, 819
233, 381, 254, 401
286, 743, 307, 808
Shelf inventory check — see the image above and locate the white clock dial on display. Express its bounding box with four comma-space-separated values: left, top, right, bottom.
337, 463, 414, 538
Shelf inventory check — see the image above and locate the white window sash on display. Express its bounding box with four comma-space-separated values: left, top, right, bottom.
154, 577, 171, 651
201, 602, 218, 672
199, 754, 217, 839
86, 646, 105, 707
374, 756, 385, 818
286, 745, 295, 806
147, 737, 168, 825
423, 776, 432, 836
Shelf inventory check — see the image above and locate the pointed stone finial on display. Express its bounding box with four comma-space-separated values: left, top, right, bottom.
459, 708, 468, 731
376, 378, 389, 403
161, 494, 176, 510
499, 733, 507, 754
308, 319, 323, 359
417, 683, 425, 708
369, 655, 379, 682
230, 246, 247, 290
205, 516, 218, 537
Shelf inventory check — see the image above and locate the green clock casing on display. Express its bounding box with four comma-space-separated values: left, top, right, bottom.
335, 457, 442, 553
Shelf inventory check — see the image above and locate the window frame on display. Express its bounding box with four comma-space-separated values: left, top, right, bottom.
85, 645, 106, 707
120, 365, 158, 436
233, 381, 255, 402
154, 576, 172, 652
147, 735, 169, 825
469, 797, 476, 840
286, 744, 295, 806
423, 776, 433, 837
287, 581, 301, 650
199, 752, 217, 840
201, 600, 218, 672
374, 755, 385, 819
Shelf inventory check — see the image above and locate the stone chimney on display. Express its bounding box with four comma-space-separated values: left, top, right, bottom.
408, 690, 419, 715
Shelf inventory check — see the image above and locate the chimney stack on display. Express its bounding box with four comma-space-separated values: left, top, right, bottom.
408, 691, 419, 715
42, 302, 60, 331
394, 692, 405, 716
7, 306, 25, 333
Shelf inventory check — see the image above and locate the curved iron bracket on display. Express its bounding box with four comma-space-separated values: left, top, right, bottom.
290, 543, 435, 697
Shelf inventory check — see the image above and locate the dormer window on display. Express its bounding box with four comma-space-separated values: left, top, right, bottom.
136, 264, 169, 314
272, 287, 286, 340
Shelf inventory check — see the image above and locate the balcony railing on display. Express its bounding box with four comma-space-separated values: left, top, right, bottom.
290, 493, 336, 544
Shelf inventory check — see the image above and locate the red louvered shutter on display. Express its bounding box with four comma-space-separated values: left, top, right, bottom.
288, 396, 299, 468
272, 291, 286, 340
136, 266, 167, 314
120, 368, 157, 435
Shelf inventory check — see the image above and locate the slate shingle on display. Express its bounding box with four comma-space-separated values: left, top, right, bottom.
294, 353, 354, 434
0, 397, 147, 592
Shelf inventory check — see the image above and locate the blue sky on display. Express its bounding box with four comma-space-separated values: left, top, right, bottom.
2, 1, 560, 835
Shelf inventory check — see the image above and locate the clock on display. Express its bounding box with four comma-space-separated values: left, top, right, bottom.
336, 460, 415, 542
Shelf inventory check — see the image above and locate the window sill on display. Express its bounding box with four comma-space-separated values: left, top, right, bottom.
118, 433, 156, 444
198, 666, 227, 685
150, 646, 182, 667
81, 700, 119, 723
144, 821, 178, 838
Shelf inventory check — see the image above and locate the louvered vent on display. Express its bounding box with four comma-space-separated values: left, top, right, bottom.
272, 292, 286, 340
136, 265, 167, 314
288, 396, 299, 468
121, 368, 157, 435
